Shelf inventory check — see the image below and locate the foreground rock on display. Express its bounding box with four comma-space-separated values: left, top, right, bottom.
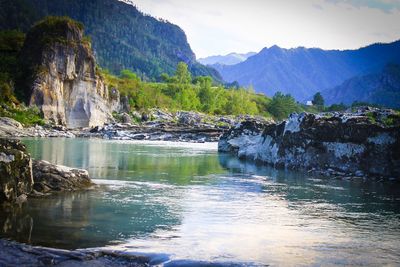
0, 138, 93, 203
0, 239, 149, 267
219, 107, 400, 179
0, 139, 33, 202
32, 160, 93, 193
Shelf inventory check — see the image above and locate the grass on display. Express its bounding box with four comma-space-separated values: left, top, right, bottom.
0, 105, 45, 126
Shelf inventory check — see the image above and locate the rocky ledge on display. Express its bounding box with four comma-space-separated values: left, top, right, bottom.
219, 107, 400, 179
0, 138, 93, 203
0, 239, 149, 267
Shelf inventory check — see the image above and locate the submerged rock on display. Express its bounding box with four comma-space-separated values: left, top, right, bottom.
32, 160, 93, 193
219, 109, 400, 179
0, 139, 33, 202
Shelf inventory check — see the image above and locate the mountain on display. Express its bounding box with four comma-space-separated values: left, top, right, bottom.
198, 52, 256, 66
214, 42, 400, 100
0, 0, 222, 82
322, 63, 400, 108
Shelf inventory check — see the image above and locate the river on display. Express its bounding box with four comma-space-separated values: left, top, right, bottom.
1, 138, 399, 266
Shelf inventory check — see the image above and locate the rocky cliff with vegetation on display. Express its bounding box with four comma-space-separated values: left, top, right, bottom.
322, 63, 400, 109
17, 17, 119, 128
0, 0, 222, 82
219, 107, 400, 179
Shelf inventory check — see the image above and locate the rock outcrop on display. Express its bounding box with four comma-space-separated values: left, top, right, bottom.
18, 17, 119, 128
219, 108, 400, 179
0, 138, 93, 203
0, 139, 33, 202
32, 160, 92, 193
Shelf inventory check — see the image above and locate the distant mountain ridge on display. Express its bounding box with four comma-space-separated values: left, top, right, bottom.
198, 52, 256, 66
322, 63, 400, 108
0, 0, 222, 81
214, 41, 400, 100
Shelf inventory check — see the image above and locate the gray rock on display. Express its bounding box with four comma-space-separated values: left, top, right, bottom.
219, 109, 400, 179
0, 139, 33, 202
21, 19, 120, 128
0, 239, 149, 267
121, 113, 132, 124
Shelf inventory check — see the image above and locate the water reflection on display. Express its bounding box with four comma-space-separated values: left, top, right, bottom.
0, 138, 398, 266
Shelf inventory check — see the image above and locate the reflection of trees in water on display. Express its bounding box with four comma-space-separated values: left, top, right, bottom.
0, 204, 33, 243
24, 138, 227, 185
0, 187, 184, 249
0, 192, 91, 248
218, 153, 400, 215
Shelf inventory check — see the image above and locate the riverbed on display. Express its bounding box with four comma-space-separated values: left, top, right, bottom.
1, 138, 399, 266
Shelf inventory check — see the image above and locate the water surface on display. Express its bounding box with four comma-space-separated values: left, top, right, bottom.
1, 138, 399, 266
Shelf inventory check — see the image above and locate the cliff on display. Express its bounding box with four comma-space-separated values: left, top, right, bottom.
17, 17, 119, 128
0, 0, 222, 82
219, 107, 400, 179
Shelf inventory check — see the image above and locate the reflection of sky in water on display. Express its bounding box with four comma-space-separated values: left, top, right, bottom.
0, 138, 398, 266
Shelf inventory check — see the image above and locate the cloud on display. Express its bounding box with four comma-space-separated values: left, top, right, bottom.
130, 0, 400, 57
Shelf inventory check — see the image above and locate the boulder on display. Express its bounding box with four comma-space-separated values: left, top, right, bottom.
120, 113, 132, 124
177, 111, 202, 125
0, 139, 33, 202
32, 160, 93, 193
219, 109, 400, 179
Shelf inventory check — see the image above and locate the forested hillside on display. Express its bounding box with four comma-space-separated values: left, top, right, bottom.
215, 41, 400, 100
0, 0, 221, 81
322, 63, 400, 108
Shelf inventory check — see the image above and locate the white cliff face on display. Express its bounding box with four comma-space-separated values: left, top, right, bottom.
219, 111, 400, 179
26, 23, 119, 128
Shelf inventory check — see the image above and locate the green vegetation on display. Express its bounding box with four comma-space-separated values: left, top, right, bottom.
102, 63, 273, 117
0, 0, 222, 82
267, 92, 301, 120
312, 92, 324, 110
0, 105, 45, 126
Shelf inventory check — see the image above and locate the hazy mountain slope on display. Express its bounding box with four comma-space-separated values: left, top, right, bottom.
322, 63, 400, 108
198, 52, 256, 66
0, 0, 222, 82
215, 42, 400, 99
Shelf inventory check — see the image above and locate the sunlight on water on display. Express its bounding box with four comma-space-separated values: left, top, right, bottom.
0, 138, 399, 266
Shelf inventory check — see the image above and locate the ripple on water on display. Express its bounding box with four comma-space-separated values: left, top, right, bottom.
3, 137, 399, 266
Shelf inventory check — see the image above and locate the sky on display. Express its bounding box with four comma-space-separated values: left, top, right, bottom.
129, 0, 400, 58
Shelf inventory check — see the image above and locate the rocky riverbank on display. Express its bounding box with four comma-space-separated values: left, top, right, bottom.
0, 239, 150, 267
0, 109, 270, 142
0, 139, 93, 203
219, 107, 400, 180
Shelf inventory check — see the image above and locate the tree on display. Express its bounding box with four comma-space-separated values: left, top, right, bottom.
175, 62, 191, 84
120, 69, 139, 80
196, 76, 215, 113
312, 92, 324, 106
267, 92, 299, 120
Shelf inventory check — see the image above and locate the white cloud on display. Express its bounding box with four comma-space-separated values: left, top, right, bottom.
130, 0, 400, 58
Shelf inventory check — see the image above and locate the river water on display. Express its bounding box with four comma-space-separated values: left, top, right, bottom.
1, 138, 399, 266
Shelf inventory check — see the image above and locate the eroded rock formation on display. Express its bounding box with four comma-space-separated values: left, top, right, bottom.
0, 139, 33, 202
19, 17, 119, 128
219, 108, 400, 179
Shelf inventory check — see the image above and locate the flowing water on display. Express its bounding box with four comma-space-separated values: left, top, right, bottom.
1, 138, 400, 266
